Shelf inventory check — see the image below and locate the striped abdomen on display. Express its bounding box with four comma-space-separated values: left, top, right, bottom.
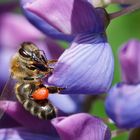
15, 83, 56, 120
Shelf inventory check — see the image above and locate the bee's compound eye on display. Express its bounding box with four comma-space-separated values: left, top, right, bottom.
31, 88, 49, 100
19, 47, 31, 58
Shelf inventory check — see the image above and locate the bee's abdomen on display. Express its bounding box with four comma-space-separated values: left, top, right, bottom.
15, 83, 56, 120
23, 99, 56, 120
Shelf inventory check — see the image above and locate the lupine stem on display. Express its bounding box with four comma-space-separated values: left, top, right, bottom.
109, 2, 140, 20
102, 117, 114, 124
111, 129, 128, 138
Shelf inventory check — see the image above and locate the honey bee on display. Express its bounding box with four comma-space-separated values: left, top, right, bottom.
0, 42, 64, 120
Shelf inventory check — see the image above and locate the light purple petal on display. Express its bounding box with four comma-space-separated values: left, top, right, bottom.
0, 13, 44, 49
51, 113, 111, 140
20, 0, 74, 41
24, 0, 108, 34
105, 83, 140, 128
49, 94, 85, 114
119, 39, 140, 84
0, 49, 15, 82
48, 33, 114, 94
0, 101, 57, 135
0, 128, 59, 140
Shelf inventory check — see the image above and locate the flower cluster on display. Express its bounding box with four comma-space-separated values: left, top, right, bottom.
0, 0, 140, 140
105, 40, 140, 129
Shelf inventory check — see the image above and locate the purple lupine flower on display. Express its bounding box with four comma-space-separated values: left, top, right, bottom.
0, 10, 97, 140
0, 2, 112, 140
25, 0, 114, 95
0, 10, 86, 114
20, 0, 74, 42
0, 102, 111, 140
105, 39, 140, 128
119, 40, 140, 84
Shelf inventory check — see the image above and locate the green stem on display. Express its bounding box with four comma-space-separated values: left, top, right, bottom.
109, 2, 140, 20
111, 129, 128, 138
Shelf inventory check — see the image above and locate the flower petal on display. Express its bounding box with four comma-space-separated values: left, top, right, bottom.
0, 128, 59, 140
44, 38, 64, 59
0, 101, 57, 135
0, 114, 20, 128
0, 13, 44, 49
105, 83, 140, 128
48, 33, 114, 94
24, 0, 109, 34
49, 94, 85, 114
119, 39, 140, 84
51, 113, 111, 140
20, 0, 74, 41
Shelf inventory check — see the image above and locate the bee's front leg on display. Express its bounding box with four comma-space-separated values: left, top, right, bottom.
47, 59, 57, 65
47, 86, 65, 94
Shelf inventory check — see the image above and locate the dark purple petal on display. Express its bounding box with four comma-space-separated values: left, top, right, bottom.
48, 33, 114, 94
119, 39, 140, 84
0, 128, 59, 140
24, 0, 109, 34
51, 113, 111, 140
0, 114, 20, 128
44, 38, 64, 59
20, 0, 74, 41
0, 101, 57, 135
105, 83, 140, 128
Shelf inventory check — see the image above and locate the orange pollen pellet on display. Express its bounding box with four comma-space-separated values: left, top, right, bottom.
32, 87, 49, 100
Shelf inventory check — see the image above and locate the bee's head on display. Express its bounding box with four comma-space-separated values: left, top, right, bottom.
18, 42, 47, 63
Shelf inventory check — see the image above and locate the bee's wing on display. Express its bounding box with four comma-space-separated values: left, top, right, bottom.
0, 76, 16, 119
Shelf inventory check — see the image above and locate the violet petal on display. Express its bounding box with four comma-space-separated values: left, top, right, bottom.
0, 13, 44, 49
0, 101, 57, 135
0, 114, 20, 128
119, 39, 140, 84
20, 0, 74, 41
49, 94, 85, 114
44, 38, 64, 59
0, 128, 59, 140
24, 0, 107, 34
105, 83, 140, 128
48, 33, 114, 94
51, 113, 111, 140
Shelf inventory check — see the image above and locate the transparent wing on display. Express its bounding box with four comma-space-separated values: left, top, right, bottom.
0, 75, 16, 119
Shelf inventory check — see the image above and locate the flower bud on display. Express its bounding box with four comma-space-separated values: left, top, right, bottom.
119, 40, 140, 84
105, 83, 140, 128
